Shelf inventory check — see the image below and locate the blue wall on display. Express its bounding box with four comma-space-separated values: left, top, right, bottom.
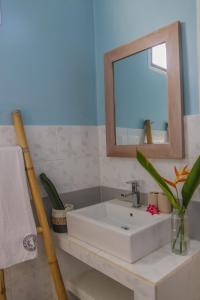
0, 0, 198, 125
0, 0, 97, 125
93, 0, 199, 125
114, 49, 167, 130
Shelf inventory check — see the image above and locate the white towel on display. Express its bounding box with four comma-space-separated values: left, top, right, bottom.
0, 146, 37, 269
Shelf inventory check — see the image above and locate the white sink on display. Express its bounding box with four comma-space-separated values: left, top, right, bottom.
67, 200, 171, 263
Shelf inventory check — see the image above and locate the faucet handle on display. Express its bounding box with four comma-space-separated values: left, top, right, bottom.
126, 180, 138, 184
126, 180, 139, 192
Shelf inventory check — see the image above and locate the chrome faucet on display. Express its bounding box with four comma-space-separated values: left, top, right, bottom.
121, 181, 141, 208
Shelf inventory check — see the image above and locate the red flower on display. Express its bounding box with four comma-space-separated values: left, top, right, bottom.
146, 204, 160, 215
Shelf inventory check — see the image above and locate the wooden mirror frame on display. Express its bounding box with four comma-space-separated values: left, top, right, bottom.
104, 21, 184, 159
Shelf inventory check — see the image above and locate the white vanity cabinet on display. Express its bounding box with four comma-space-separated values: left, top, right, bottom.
54, 233, 200, 300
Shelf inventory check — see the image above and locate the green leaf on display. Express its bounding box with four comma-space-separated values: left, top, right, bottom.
182, 156, 200, 209
40, 173, 65, 210
136, 150, 181, 210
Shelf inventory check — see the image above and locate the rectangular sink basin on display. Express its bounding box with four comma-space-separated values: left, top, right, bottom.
67, 200, 171, 263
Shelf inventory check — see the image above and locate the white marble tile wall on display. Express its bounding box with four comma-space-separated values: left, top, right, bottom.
97, 114, 200, 201
1, 125, 99, 300
2, 115, 199, 198
0, 125, 100, 195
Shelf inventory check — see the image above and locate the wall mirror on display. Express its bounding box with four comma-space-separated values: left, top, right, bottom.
104, 22, 184, 158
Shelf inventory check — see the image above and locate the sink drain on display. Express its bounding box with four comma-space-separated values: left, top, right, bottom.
121, 225, 129, 230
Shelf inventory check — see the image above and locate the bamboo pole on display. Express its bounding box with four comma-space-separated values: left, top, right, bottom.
144, 120, 153, 144
0, 270, 6, 300
12, 110, 68, 300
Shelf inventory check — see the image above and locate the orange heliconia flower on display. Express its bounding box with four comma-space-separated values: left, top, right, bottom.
163, 165, 190, 188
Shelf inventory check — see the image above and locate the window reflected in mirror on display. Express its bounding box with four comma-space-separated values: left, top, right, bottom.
151, 43, 167, 71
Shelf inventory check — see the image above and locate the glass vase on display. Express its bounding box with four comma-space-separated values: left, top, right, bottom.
171, 210, 189, 255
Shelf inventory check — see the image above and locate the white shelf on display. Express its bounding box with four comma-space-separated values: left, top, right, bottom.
56, 247, 133, 300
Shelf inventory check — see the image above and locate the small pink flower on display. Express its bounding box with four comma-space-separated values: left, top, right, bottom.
146, 204, 160, 215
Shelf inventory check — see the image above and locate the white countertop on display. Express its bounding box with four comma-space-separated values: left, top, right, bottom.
54, 232, 200, 295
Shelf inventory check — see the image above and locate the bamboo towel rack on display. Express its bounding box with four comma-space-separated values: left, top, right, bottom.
0, 110, 68, 300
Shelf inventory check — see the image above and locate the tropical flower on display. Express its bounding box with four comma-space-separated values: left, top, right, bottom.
163, 165, 190, 188
136, 150, 200, 213
136, 150, 200, 255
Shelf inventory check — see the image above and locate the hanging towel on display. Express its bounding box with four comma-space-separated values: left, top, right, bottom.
0, 146, 37, 269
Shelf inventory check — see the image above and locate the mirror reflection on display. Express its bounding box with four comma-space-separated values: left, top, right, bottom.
114, 43, 168, 145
